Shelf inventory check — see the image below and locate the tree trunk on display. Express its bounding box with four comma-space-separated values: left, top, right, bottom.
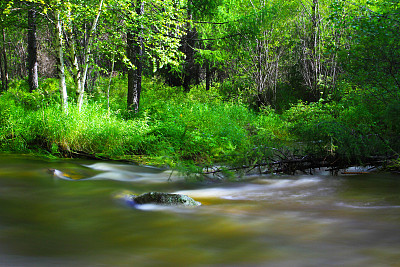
77, 0, 104, 111
182, 24, 197, 92
205, 60, 211, 91
0, 30, 4, 91
27, 4, 39, 92
77, 0, 103, 111
1, 29, 8, 91
0, 39, 3, 91
55, 11, 68, 112
107, 53, 115, 113
70, 37, 83, 103
66, 9, 83, 106
306, 0, 320, 100
311, 0, 319, 95
127, 0, 144, 112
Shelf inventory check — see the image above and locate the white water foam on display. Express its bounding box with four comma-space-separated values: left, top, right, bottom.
335, 202, 400, 209
175, 177, 323, 200
81, 163, 181, 183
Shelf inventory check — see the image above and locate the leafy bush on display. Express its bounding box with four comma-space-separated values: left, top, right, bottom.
282, 91, 391, 161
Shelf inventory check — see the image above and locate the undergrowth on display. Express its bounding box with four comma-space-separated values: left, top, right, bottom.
0, 76, 398, 173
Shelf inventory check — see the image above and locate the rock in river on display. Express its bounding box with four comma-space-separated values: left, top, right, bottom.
119, 191, 201, 207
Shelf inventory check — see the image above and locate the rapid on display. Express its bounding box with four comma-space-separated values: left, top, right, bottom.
1, 154, 399, 266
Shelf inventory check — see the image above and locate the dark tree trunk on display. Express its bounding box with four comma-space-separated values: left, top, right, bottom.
310, 0, 318, 94
181, 1, 198, 93
205, 60, 211, 91
0, 30, 4, 91
127, 0, 144, 112
0, 29, 8, 91
182, 27, 197, 92
306, 0, 320, 101
28, 4, 38, 92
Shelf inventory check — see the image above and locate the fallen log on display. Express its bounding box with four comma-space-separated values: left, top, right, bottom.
202, 154, 397, 176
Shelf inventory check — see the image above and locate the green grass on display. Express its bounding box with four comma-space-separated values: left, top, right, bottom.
0, 78, 286, 169
0, 76, 398, 173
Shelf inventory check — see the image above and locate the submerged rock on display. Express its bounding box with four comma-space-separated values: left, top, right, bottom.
118, 191, 201, 207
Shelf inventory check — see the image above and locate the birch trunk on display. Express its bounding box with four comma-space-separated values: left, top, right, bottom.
66, 9, 83, 103
71, 40, 82, 101
55, 11, 68, 112
77, 0, 104, 111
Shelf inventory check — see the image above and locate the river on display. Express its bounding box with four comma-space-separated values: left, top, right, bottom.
0, 154, 399, 266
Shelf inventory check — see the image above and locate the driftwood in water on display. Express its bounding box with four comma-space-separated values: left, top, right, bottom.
69, 150, 108, 160
203, 154, 396, 176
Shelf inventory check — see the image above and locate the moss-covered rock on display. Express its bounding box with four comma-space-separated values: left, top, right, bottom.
132, 192, 201, 206
116, 191, 201, 207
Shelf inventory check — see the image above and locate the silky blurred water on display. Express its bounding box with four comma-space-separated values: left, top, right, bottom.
1, 154, 400, 266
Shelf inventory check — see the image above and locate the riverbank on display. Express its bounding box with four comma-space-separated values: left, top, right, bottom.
0, 78, 399, 176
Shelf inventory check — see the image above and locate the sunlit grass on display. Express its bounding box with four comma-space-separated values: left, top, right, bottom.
0, 79, 286, 169
3, 76, 396, 170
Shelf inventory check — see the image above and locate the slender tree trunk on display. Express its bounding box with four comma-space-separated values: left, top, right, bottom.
297, 0, 322, 102
0, 41, 3, 91
0, 29, 4, 92
182, 4, 197, 93
71, 37, 82, 101
107, 54, 115, 113
1, 29, 8, 91
305, 0, 320, 100
205, 60, 211, 91
311, 0, 318, 94
28, 4, 39, 92
66, 9, 83, 104
55, 11, 68, 112
127, 0, 144, 112
77, 0, 104, 111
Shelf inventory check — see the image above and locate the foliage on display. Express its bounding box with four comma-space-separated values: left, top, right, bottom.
0, 77, 289, 170
331, 0, 400, 102
283, 87, 399, 161
0, 0, 399, 175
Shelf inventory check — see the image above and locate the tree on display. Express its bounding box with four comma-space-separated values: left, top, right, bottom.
333, 0, 400, 102
54, 8, 68, 112
195, 0, 297, 107
0, 0, 13, 92
0, 28, 8, 92
51, 0, 104, 111
181, 0, 198, 92
71, 0, 104, 111
124, 0, 186, 112
127, 0, 144, 112
27, 2, 38, 92
292, 0, 340, 101
158, 0, 223, 91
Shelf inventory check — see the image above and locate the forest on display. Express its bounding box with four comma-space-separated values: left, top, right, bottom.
0, 0, 399, 176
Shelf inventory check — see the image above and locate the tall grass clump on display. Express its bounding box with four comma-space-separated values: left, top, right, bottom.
134, 81, 289, 168
1, 76, 290, 169
0, 81, 151, 157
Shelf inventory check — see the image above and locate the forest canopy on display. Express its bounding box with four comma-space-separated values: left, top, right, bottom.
0, 0, 399, 174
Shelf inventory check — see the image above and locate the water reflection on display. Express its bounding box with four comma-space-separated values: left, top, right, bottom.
1, 154, 400, 266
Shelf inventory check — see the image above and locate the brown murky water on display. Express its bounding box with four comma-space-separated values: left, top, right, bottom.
1, 154, 400, 266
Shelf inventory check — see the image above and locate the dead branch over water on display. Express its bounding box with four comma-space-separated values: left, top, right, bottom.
203, 154, 398, 176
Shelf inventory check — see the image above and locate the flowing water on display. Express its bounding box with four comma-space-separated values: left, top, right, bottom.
1, 154, 400, 266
